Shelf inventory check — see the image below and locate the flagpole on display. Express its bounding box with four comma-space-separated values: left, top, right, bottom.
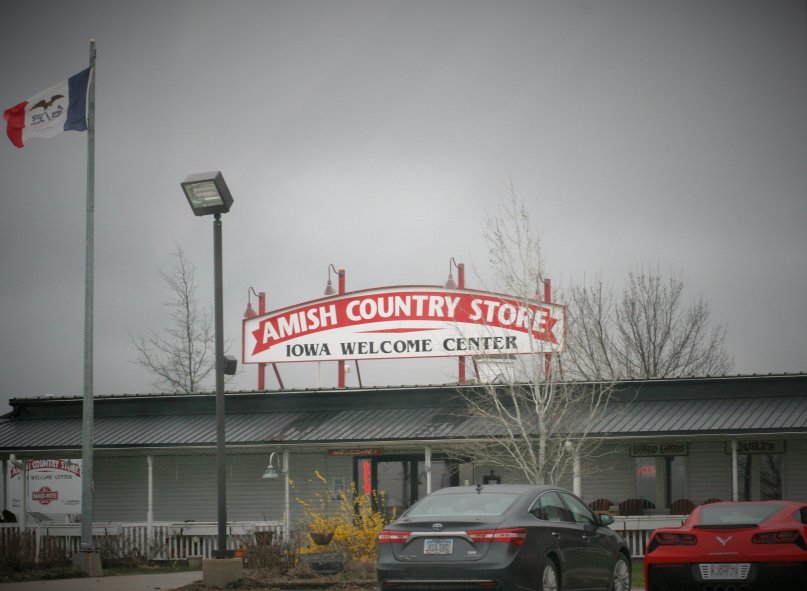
80, 38, 97, 555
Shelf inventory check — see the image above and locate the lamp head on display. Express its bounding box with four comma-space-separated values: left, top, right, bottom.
444, 257, 461, 289
325, 264, 342, 295
444, 272, 457, 290
262, 451, 281, 479
181, 171, 234, 216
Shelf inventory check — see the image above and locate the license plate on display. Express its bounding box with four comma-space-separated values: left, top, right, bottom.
423, 538, 453, 555
699, 563, 750, 580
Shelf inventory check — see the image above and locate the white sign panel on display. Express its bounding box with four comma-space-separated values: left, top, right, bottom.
243, 286, 565, 364
7, 459, 82, 514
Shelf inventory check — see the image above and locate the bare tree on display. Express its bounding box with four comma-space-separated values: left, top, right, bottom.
566, 270, 733, 380
457, 189, 616, 485
130, 248, 215, 393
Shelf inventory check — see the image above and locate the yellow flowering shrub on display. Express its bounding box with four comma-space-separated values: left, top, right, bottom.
296, 470, 392, 561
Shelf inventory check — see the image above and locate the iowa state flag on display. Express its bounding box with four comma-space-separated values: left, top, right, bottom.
3, 67, 92, 148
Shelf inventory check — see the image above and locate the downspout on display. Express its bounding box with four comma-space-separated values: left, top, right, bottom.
147, 455, 153, 551
283, 450, 290, 544
424, 446, 432, 494
731, 440, 738, 501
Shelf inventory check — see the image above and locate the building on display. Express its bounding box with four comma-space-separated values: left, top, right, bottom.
2, 373, 806, 534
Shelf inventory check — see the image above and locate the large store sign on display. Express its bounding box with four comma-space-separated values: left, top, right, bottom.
243, 286, 565, 364
7, 459, 82, 515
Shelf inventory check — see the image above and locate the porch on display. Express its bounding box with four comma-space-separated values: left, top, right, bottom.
0, 514, 682, 561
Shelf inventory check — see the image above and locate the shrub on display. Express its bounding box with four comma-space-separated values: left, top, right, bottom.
235, 529, 301, 573
0, 528, 73, 580
296, 471, 392, 561
97, 533, 147, 568
0, 528, 37, 572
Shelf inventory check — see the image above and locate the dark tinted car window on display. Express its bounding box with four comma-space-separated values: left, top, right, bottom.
531, 491, 571, 522
405, 492, 521, 517
698, 503, 786, 526
560, 492, 597, 526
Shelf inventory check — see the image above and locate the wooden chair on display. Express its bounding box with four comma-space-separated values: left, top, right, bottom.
588, 498, 614, 513
619, 498, 654, 516
669, 498, 695, 515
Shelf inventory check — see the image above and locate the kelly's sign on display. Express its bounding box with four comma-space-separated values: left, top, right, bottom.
243, 286, 565, 364
7, 459, 83, 516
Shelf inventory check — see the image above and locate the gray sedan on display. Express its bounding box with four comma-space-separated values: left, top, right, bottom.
377, 484, 631, 591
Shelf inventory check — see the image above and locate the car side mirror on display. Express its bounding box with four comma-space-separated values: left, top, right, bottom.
800, 507, 807, 525
598, 513, 615, 527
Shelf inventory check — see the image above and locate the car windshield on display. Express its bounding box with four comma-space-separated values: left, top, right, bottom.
698, 503, 786, 526
405, 492, 521, 517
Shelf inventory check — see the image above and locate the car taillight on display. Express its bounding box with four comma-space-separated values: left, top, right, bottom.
378, 530, 410, 544
752, 530, 802, 544
467, 528, 527, 546
647, 532, 697, 553
656, 532, 697, 545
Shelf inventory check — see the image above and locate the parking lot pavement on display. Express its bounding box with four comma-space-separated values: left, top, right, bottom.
0, 570, 201, 591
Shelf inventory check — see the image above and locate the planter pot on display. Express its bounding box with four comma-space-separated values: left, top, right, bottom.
310, 531, 334, 546
188, 555, 203, 570
300, 551, 347, 575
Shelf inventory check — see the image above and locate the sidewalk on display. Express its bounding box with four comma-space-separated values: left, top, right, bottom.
0, 572, 644, 591
0, 570, 201, 591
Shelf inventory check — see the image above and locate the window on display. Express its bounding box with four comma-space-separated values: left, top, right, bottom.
530, 490, 570, 522
700, 502, 786, 526
634, 457, 657, 505
634, 455, 686, 509
406, 491, 521, 517
738, 453, 782, 501
560, 492, 597, 526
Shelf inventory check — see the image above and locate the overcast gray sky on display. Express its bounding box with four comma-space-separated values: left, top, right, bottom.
2, 0, 806, 412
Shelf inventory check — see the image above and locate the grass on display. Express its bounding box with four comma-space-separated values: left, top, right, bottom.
632, 559, 645, 587
0, 561, 195, 583
102, 561, 197, 576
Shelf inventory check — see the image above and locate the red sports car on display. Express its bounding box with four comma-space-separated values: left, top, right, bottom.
644, 500, 807, 591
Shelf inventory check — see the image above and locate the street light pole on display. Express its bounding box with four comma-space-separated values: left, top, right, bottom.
180, 171, 234, 561
213, 212, 227, 556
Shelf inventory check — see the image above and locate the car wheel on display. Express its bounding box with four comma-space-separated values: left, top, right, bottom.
539, 559, 560, 591
610, 555, 631, 591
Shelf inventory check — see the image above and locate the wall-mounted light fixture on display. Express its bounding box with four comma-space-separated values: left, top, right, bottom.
444, 258, 466, 384
483, 469, 501, 485
323, 265, 348, 388
324, 264, 344, 296
262, 452, 281, 479
444, 257, 463, 289
243, 287, 260, 319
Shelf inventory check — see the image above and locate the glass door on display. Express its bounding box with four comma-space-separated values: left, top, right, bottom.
354, 454, 459, 521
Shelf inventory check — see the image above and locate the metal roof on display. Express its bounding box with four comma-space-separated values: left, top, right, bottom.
1, 374, 805, 453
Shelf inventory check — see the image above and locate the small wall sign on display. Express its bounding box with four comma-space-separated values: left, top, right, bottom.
629, 442, 688, 457
725, 440, 785, 454
327, 447, 383, 457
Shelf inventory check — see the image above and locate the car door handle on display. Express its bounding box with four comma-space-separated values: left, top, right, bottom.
551, 532, 561, 539
581, 534, 590, 542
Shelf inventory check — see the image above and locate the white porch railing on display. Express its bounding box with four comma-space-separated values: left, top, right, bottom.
612, 514, 687, 558
0, 520, 284, 561
0, 515, 684, 561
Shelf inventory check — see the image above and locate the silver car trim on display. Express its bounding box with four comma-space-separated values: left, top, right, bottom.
385, 580, 497, 584
406, 531, 473, 541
